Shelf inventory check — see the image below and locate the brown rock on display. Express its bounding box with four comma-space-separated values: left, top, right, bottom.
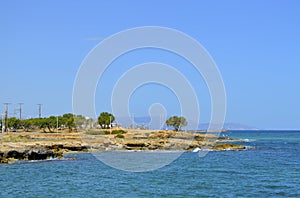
212, 144, 246, 151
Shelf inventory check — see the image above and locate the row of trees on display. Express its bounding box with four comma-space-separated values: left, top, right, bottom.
0, 113, 93, 132
0, 112, 188, 132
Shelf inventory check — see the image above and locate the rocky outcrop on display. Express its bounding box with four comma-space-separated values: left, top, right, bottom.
0, 147, 57, 163
0, 144, 90, 164
46, 144, 88, 152
0, 130, 249, 164
27, 148, 56, 160
212, 144, 246, 151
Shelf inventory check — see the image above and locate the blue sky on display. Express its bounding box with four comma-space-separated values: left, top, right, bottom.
1, 1, 300, 129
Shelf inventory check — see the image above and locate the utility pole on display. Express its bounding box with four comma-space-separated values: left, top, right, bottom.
3, 103, 11, 132
1, 113, 5, 133
56, 116, 59, 133
109, 116, 112, 134
19, 103, 23, 120
37, 104, 42, 118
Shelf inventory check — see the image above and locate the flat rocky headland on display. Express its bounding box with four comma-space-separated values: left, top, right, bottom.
0, 129, 247, 164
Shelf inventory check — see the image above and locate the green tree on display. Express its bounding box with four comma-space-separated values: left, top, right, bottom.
21, 119, 33, 132
166, 116, 187, 131
63, 113, 75, 131
33, 118, 47, 132
98, 112, 115, 129
32, 117, 55, 132
8, 117, 21, 130
45, 116, 57, 132
57, 116, 64, 129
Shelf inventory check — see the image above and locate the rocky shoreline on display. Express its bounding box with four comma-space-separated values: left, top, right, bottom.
0, 144, 87, 164
0, 129, 248, 164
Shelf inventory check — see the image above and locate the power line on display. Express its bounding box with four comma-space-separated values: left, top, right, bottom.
3, 103, 11, 132
1, 113, 4, 133
37, 104, 42, 118
19, 103, 23, 120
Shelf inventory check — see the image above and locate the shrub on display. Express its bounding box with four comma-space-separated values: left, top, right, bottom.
86, 130, 106, 135
86, 129, 127, 135
111, 129, 127, 135
1, 135, 29, 142
115, 134, 125, 138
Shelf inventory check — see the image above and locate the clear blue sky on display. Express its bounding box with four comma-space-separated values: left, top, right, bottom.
1, 1, 299, 129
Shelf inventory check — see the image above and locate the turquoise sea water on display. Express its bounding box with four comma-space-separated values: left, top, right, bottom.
0, 131, 299, 197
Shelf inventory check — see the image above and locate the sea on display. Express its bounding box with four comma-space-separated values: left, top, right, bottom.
0, 130, 299, 197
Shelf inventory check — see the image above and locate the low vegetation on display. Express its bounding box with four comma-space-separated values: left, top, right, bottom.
1, 134, 30, 143
111, 129, 127, 135
85, 129, 127, 136
86, 130, 107, 135
115, 134, 125, 138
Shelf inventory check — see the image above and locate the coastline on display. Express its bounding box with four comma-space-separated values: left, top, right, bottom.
0, 128, 247, 164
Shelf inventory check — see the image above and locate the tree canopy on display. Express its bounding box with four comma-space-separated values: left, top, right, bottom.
2, 113, 91, 132
62, 113, 75, 131
166, 116, 187, 131
8, 117, 21, 129
98, 112, 115, 129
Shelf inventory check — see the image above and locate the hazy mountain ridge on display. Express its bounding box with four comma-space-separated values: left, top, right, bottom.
199, 123, 259, 130
118, 116, 258, 130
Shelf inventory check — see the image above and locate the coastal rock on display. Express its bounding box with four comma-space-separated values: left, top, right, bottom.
28, 148, 55, 160
212, 144, 246, 151
149, 131, 175, 139
0, 147, 59, 163
6, 150, 26, 160
47, 144, 88, 152
0, 129, 249, 164
125, 142, 147, 148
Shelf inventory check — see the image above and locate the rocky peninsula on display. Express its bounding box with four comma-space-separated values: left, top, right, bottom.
0, 128, 247, 164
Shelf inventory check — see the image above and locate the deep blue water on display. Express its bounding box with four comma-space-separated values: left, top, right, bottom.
0, 131, 299, 197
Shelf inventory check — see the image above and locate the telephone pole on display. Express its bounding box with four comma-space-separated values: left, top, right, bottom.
109, 116, 112, 134
1, 113, 5, 133
3, 103, 11, 132
37, 104, 42, 118
19, 103, 23, 120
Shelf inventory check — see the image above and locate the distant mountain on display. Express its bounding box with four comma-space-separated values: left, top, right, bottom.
116, 116, 258, 130
197, 123, 259, 130
221, 123, 259, 130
